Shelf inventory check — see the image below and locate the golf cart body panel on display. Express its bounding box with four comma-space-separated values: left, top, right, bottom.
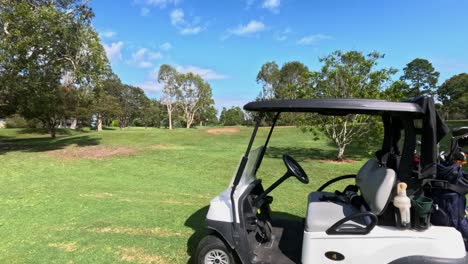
197, 97, 467, 264
302, 225, 465, 263
207, 146, 264, 223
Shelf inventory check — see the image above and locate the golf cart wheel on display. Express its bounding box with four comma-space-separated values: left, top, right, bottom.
196, 235, 238, 264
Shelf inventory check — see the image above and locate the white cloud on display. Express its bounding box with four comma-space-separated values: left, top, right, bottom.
101, 31, 116, 38
170, 9, 184, 26
262, 0, 280, 12
148, 51, 163, 60
140, 7, 150, 16
229, 20, 266, 36
131, 48, 163, 68
296, 34, 332, 45
175, 65, 228, 80
136, 81, 163, 95
143, 0, 180, 8
180, 26, 203, 35
274, 27, 291, 41
159, 42, 173, 51
170, 9, 205, 35
103, 42, 124, 62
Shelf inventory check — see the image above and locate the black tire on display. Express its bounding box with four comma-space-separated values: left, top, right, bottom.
195, 235, 238, 264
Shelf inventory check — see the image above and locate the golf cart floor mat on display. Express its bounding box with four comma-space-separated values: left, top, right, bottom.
252, 217, 303, 264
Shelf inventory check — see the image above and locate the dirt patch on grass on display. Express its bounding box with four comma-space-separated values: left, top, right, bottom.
148, 144, 185, 150
150, 144, 173, 149
204, 128, 241, 134
79, 193, 114, 199
48, 242, 78, 252
320, 159, 359, 164
45, 145, 138, 160
88, 226, 187, 237
120, 247, 167, 264
161, 199, 201, 206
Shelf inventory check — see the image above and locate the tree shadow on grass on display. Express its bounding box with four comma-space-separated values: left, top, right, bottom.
185, 206, 210, 264
16, 128, 74, 135
266, 144, 372, 162
0, 134, 101, 155
184, 207, 306, 264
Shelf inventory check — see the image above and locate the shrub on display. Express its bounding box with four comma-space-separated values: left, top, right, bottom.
110, 120, 120, 127
27, 118, 43, 129
5, 114, 28, 128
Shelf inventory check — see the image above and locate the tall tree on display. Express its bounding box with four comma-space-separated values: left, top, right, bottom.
158, 64, 179, 130
93, 73, 121, 131
220, 107, 245, 126
437, 73, 468, 119
256, 61, 280, 100
140, 99, 163, 128
276, 61, 309, 99
103, 81, 149, 129
177, 73, 214, 128
305, 51, 396, 160
382, 80, 411, 101
0, 0, 108, 137
197, 105, 218, 126
400, 58, 440, 96
256, 61, 309, 100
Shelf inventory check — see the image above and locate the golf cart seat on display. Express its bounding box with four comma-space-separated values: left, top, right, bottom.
305, 159, 396, 233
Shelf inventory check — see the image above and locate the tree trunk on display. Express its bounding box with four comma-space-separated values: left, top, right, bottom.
70, 118, 77, 129
336, 145, 346, 161
168, 109, 173, 130
48, 123, 56, 138
97, 114, 103, 131
186, 115, 191, 128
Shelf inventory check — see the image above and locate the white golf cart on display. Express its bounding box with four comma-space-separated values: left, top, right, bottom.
194, 97, 468, 264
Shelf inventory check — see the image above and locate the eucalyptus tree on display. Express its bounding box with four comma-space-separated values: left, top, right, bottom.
158, 64, 179, 129
177, 73, 214, 128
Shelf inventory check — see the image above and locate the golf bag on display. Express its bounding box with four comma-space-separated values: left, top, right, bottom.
429, 162, 468, 250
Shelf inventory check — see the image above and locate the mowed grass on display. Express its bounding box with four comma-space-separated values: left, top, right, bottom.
0, 121, 466, 263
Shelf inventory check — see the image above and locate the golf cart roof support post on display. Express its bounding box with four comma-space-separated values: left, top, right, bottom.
397, 117, 417, 185
230, 112, 263, 233
381, 114, 393, 155
256, 112, 281, 173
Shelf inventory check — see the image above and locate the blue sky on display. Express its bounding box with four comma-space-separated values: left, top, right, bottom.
90, 0, 468, 111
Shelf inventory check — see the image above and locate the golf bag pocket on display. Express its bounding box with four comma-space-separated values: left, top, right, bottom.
431, 190, 468, 250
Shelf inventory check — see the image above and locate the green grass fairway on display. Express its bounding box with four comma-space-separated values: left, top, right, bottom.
0, 123, 465, 263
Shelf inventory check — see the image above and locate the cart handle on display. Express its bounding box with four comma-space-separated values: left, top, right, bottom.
326, 211, 378, 235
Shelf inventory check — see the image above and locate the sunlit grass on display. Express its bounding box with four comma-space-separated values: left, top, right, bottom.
0, 121, 465, 263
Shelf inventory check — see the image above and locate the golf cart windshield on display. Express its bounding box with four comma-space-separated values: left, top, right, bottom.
234, 97, 448, 195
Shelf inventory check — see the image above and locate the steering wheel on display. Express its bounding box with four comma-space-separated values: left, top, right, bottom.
283, 154, 309, 184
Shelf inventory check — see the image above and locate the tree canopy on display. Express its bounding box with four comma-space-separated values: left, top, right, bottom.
220, 107, 245, 126
0, 0, 108, 137
304, 51, 396, 160
437, 73, 468, 119
400, 58, 439, 96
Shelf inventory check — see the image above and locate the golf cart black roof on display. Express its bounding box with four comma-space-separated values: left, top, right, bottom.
243, 98, 424, 116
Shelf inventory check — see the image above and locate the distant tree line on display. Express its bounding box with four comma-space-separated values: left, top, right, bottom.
0, 0, 217, 137
255, 51, 467, 160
